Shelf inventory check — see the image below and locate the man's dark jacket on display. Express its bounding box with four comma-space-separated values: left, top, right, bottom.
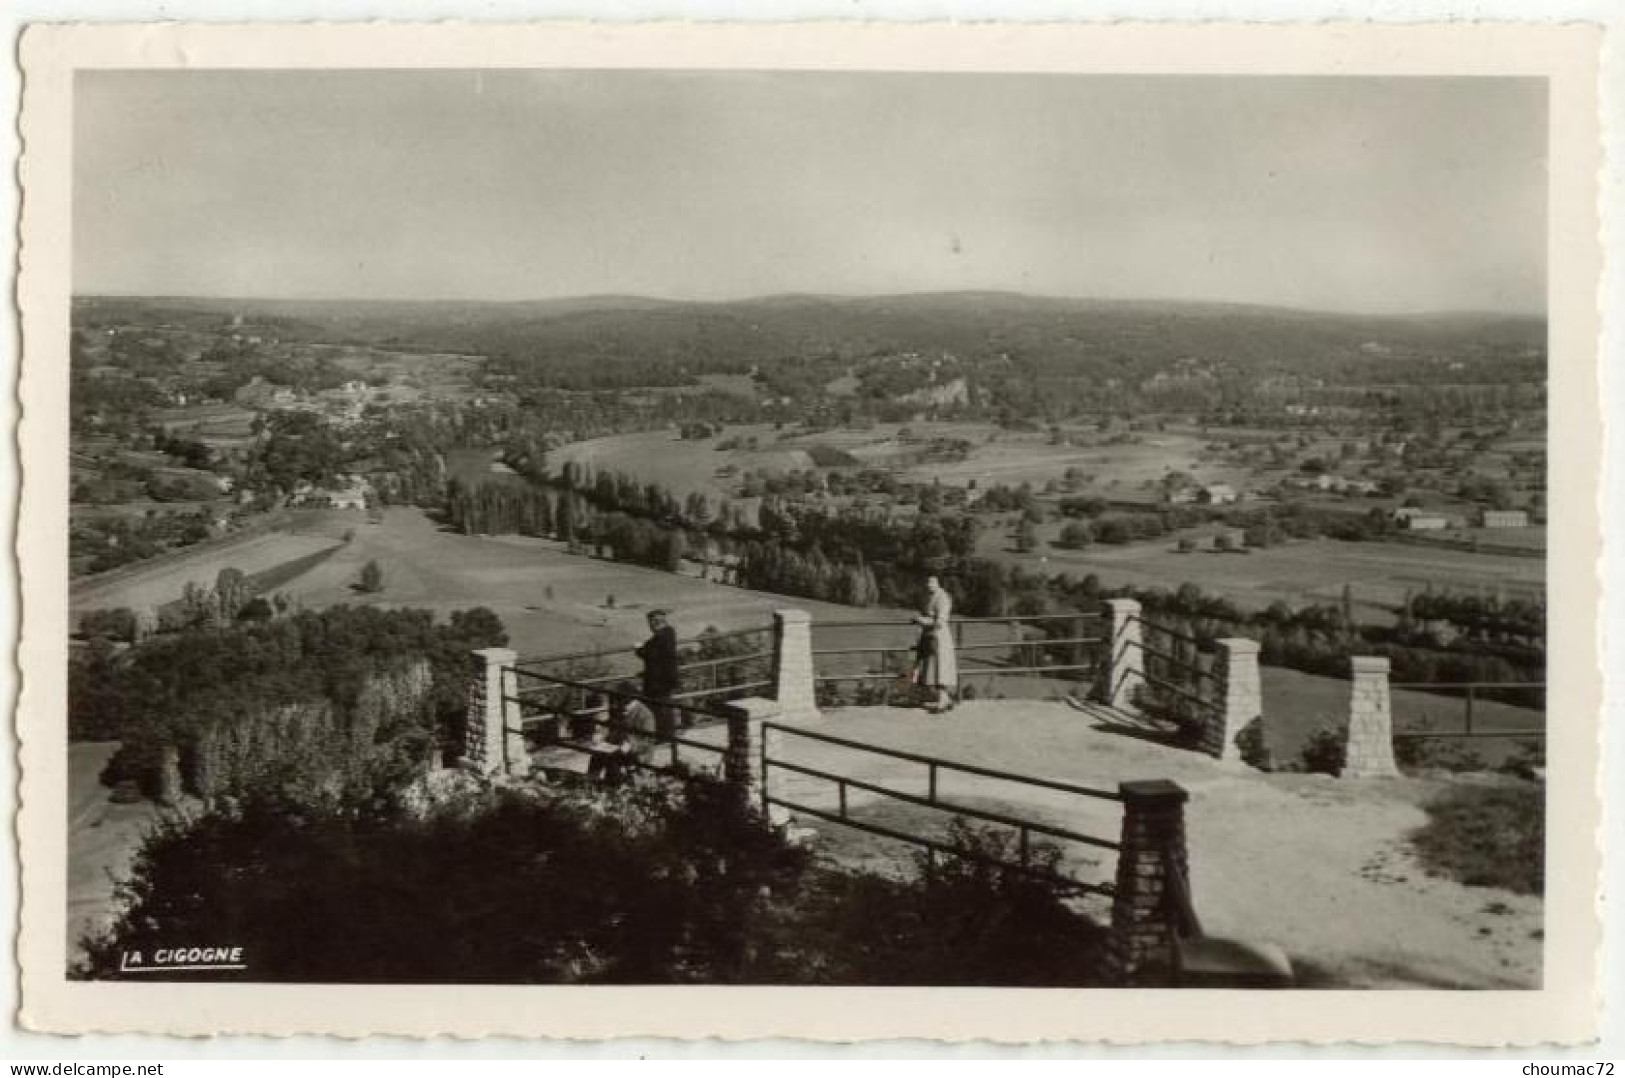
637, 625, 681, 698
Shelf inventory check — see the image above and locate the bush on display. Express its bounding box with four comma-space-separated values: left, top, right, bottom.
77, 779, 1110, 985
1410, 783, 1543, 895
1233, 716, 1272, 771
79, 607, 140, 642
357, 560, 385, 593
1296, 725, 1347, 775
1499, 739, 1546, 781
1394, 728, 1487, 774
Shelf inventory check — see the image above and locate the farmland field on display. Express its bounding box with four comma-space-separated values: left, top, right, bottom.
267, 506, 907, 660
548, 429, 770, 505
904, 428, 1250, 496
548, 420, 1252, 504
982, 528, 1544, 617
69, 511, 353, 624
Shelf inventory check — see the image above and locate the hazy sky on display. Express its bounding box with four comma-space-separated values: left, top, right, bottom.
74, 71, 1546, 314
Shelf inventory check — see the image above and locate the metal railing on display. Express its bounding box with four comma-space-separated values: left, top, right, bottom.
1127, 616, 1220, 723
1388, 680, 1546, 740
760, 721, 1122, 896
507, 668, 738, 776
810, 611, 1108, 703
515, 622, 775, 705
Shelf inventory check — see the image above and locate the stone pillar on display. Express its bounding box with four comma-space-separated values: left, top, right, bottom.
1110, 779, 1192, 984
722, 703, 755, 796
1103, 599, 1145, 711
464, 647, 518, 775
1206, 638, 1261, 761
1342, 656, 1400, 778
771, 609, 820, 722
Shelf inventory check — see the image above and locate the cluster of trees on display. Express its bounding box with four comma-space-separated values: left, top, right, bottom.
72, 605, 511, 798
243, 411, 349, 494
735, 543, 883, 606
1402, 590, 1545, 648
69, 511, 218, 575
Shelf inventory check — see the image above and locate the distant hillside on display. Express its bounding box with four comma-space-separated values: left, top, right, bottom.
73, 292, 1545, 391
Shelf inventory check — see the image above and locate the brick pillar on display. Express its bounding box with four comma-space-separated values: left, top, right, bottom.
1103, 599, 1145, 710
772, 608, 820, 722
1110, 779, 1191, 984
723, 703, 755, 796
1206, 638, 1261, 761
1342, 656, 1399, 778
464, 647, 518, 775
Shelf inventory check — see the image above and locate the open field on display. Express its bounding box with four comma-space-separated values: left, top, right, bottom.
548, 429, 763, 506
1259, 666, 1545, 769
69, 511, 354, 623
270, 506, 897, 660
548, 420, 1256, 511
1400, 525, 1547, 554
982, 530, 1544, 616
905, 429, 1250, 496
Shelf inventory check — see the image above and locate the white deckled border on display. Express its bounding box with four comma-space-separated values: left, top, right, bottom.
14, 19, 1605, 1044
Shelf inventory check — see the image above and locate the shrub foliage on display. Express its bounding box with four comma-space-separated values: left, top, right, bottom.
78, 778, 1109, 986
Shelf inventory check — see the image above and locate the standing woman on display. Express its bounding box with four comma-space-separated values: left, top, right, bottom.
915, 575, 958, 713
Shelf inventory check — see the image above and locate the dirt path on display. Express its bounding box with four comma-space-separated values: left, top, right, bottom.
758, 700, 1541, 989
66, 744, 176, 965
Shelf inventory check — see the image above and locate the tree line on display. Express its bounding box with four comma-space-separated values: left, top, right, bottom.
73, 605, 510, 802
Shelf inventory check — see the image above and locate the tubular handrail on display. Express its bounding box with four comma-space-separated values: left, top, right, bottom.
675, 650, 774, 670
1133, 640, 1217, 681
815, 662, 1105, 684
516, 623, 773, 673
762, 721, 1123, 803
1131, 616, 1208, 651
763, 755, 1121, 851
514, 644, 638, 670
817, 612, 1104, 631
670, 679, 773, 702
506, 702, 728, 758
1390, 681, 1546, 690
814, 635, 1102, 657
685, 626, 773, 647
760, 792, 1116, 898
511, 667, 746, 724
1140, 672, 1216, 712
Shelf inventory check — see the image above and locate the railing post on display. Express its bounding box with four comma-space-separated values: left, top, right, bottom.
1208, 638, 1261, 762
758, 724, 771, 818
1342, 656, 1400, 779
724, 704, 754, 794
464, 647, 518, 775
1110, 779, 1191, 985
771, 608, 821, 722
1103, 599, 1145, 711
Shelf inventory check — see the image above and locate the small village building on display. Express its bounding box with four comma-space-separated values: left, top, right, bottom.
1198, 483, 1237, 505
1405, 515, 1449, 531
329, 490, 368, 511
1481, 509, 1530, 529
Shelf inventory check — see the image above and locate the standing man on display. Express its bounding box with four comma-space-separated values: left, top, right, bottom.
636, 608, 682, 737
915, 576, 958, 713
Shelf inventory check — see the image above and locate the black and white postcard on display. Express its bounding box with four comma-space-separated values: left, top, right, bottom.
15, 20, 1605, 1044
